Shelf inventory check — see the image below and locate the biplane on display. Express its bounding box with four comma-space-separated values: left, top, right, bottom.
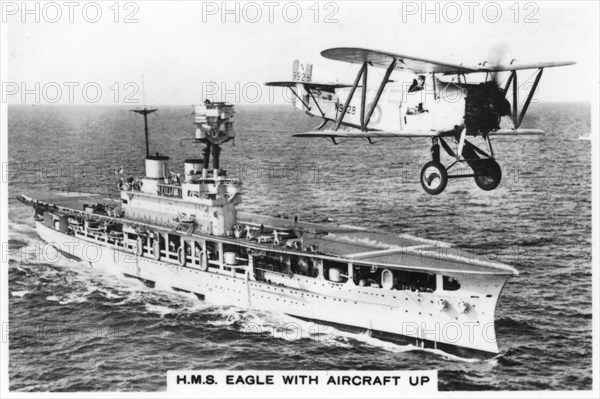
266, 48, 575, 194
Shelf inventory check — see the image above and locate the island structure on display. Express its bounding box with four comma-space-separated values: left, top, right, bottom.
17, 102, 518, 358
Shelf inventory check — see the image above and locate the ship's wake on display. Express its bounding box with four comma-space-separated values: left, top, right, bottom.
196, 306, 485, 363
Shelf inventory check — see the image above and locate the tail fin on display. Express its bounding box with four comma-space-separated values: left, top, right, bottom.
292, 60, 313, 83
290, 59, 339, 113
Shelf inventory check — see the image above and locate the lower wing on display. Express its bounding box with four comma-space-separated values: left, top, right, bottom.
488, 129, 544, 136
293, 128, 544, 139
265, 81, 355, 92
293, 130, 446, 138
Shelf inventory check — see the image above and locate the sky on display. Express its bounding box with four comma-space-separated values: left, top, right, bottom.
4, 1, 596, 105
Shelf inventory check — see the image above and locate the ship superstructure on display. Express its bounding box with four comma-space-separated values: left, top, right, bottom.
122, 103, 240, 236
18, 102, 518, 358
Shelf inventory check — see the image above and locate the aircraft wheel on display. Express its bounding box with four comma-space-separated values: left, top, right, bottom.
420, 161, 448, 195
474, 159, 502, 191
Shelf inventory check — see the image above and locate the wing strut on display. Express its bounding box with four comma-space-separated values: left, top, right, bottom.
503, 67, 544, 129
306, 88, 326, 118
315, 119, 328, 130
503, 70, 515, 94
364, 59, 396, 129
517, 68, 543, 128
512, 71, 518, 128
335, 62, 367, 131
360, 61, 368, 130
289, 87, 311, 111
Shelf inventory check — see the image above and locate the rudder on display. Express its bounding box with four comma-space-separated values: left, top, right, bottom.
292, 59, 313, 83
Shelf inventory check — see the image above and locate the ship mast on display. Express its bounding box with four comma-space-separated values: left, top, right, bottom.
132, 108, 158, 157
193, 101, 235, 178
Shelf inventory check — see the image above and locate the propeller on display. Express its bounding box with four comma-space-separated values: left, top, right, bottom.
466, 44, 513, 133
485, 43, 512, 117
487, 43, 506, 88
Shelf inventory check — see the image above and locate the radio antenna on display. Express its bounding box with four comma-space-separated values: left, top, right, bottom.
141, 74, 147, 108
131, 75, 157, 157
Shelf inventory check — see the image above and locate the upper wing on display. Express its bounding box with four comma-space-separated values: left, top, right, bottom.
321, 47, 477, 74
265, 81, 355, 92
474, 61, 576, 73
321, 47, 575, 75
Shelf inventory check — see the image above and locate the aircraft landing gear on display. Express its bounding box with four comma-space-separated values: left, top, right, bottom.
420, 138, 447, 195
473, 158, 502, 191
419, 134, 503, 195
420, 161, 448, 195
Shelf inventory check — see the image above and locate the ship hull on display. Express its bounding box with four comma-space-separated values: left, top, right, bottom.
36, 221, 506, 358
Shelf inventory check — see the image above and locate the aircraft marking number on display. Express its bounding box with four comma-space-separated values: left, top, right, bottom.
292, 72, 311, 82
337, 103, 356, 115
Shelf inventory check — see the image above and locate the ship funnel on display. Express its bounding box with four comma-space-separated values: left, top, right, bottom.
145, 154, 170, 180
184, 159, 204, 182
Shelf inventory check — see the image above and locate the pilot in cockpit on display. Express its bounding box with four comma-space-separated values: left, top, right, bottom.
408, 75, 426, 93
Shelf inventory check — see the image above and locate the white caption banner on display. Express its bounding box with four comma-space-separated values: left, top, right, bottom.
167, 370, 438, 397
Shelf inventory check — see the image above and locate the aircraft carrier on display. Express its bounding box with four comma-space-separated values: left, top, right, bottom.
17, 102, 518, 358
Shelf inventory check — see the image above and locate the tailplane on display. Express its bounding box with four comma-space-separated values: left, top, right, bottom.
290, 60, 338, 111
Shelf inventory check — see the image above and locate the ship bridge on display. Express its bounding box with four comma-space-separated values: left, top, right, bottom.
119, 103, 242, 236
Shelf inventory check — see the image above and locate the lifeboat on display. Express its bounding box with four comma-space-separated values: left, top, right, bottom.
86, 220, 103, 232
68, 217, 83, 227
174, 213, 194, 224
108, 230, 124, 239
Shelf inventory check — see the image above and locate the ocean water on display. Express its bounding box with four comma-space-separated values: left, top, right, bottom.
7, 102, 592, 391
